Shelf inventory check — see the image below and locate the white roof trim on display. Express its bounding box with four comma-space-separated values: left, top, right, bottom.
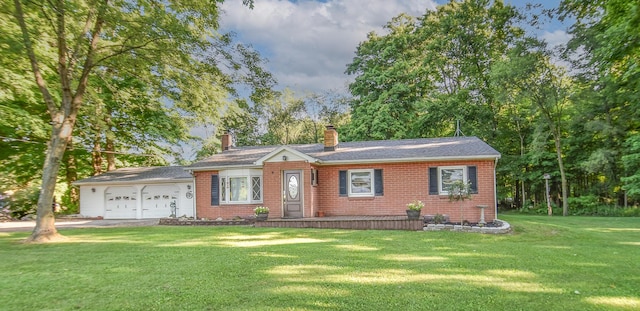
187, 164, 263, 172
316, 155, 501, 166
254, 146, 318, 165
73, 178, 192, 186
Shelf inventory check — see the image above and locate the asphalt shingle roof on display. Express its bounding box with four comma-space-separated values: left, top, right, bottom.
189, 136, 500, 169
74, 166, 192, 185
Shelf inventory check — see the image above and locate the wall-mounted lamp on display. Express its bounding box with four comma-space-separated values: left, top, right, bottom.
91, 188, 96, 193
282, 155, 288, 161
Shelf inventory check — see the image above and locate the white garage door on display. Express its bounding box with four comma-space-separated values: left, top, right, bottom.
105, 187, 137, 219
142, 185, 179, 218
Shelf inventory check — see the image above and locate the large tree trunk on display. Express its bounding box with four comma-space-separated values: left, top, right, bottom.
24, 116, 74, 243
14, 0, 105, 242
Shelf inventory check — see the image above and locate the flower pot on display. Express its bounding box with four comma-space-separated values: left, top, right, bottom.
255, 213, 269, 221
406, 209, 421, 220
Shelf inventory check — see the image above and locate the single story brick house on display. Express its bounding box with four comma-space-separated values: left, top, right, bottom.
74, 166, 195, 219
188, 127, 501, 223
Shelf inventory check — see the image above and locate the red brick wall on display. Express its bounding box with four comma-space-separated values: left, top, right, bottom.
193, 170, 267, 219
194, 159, 497, 223
310, 165, 319, 216
194, 161, 314, 219
315, 160, 496, 222
263, 161, 313, 218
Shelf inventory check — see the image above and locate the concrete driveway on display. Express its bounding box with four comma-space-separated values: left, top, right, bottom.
0, 218, 159, 232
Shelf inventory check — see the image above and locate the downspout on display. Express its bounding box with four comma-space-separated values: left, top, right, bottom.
494, 157, 499, 219
188, 170, 196, 219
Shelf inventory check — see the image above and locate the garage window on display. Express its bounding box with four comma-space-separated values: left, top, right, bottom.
219, 169, 263, 204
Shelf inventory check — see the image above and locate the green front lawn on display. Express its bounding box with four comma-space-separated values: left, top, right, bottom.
1, 215, 638, 310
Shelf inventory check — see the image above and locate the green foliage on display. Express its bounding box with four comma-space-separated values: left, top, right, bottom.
567, 195, 600, 210
220, 89, 351, 152
447, 180, 473, 202
346, 0, 526, 141
3, 183, 40, 219
559, 0, 640, 204
433, 213, 446, 224
1, 0, 272, 224
622, 133, 640, 198
60, 189, 79, 215
509, 199, 640, 217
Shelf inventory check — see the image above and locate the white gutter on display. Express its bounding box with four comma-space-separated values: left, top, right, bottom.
72, 178, 193, 186
494, 157, 499, 219
316, 155, 502, 166
190, 169, 197, 220
188, 164, 263, 172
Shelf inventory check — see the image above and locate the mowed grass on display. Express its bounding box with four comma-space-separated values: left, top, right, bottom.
0, 216, 638, 311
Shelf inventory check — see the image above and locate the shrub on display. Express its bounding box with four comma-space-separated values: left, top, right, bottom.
433, 213, 446, 224
5, 185, 40, 219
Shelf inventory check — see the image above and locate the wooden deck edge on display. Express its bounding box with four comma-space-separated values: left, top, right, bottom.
255, 219, 424, 231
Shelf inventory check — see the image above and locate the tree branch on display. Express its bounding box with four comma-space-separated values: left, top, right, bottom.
93, 39, 161, 65
55, 0, 73, 117
69, 6, 96, 71
72, 0, 108, 112
13, 0, 57, 119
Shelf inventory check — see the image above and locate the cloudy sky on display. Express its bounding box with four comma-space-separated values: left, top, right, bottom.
219, 0, 569, 95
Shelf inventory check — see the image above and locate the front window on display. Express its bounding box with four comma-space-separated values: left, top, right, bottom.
439, 166, 466, 195
220, 169, 262, 204
251, 176, 261, 201
349, 169, 374, 197
229, 177, 248, 202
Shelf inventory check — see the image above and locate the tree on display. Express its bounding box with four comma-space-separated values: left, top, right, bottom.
492, 38, 573, 215
261, 89, 311, 145
346, 0, 526, 142
622, 134, 640, 200
7, 0, 254, 242
559, 0, 640, 203
346, 14, 423, 140
448, 180, 472, 224
305, 91, 351, 142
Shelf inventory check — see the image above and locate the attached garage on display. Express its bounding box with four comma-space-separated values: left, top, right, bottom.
74, 166, 194, 219
105, 186, 138, 219
142, 185, 180, 218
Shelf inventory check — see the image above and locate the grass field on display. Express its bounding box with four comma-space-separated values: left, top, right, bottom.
0, 215, 638, 310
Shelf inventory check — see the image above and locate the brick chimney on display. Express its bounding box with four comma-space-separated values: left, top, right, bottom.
221, 130, 231, 151
324, 125, 338, 151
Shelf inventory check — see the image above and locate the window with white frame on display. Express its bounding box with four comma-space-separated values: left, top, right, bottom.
219, 169, 263, 204
439, 166, 466, 195
348, 169, 374, 197
429, 166, 477, 196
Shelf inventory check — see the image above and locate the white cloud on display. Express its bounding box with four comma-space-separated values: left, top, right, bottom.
220, 0, 436, 94
541, 29, 571, 48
